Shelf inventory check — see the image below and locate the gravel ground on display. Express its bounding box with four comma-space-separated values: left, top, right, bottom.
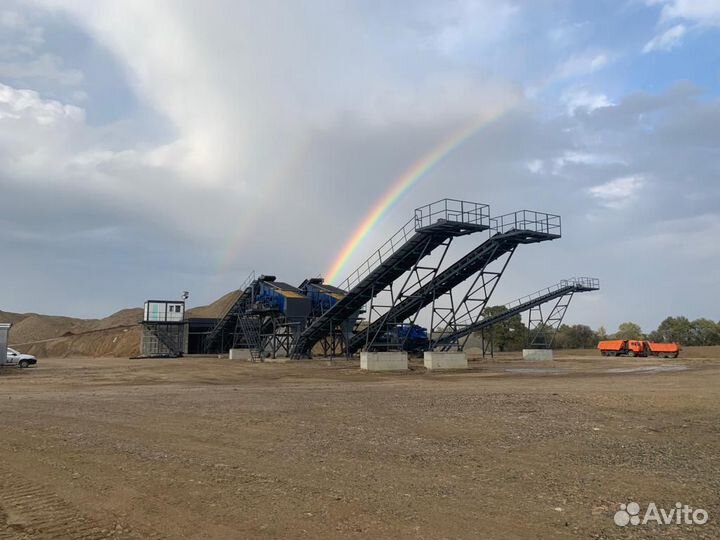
0, 353, 718, 539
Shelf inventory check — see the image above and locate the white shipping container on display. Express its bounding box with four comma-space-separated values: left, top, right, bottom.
0, 323, 10, 365
143, 301, 185, 322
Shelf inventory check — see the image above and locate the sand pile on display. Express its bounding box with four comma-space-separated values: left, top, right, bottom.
1, 292, 236, 358
186, 289, 241, 319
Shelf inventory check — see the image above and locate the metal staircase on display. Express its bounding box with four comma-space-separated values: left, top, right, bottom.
348, 210, 563, 353
434, 277, 600, 349
204, 271, 256, 353
145, 325, 184, 357
290, 199, 491, 357
236, 317, 263, 361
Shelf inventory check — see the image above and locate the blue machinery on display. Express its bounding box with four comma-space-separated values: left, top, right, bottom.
204, 199, 599, 359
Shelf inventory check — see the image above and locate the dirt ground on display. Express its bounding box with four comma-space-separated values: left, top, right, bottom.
0, 350, 718, 539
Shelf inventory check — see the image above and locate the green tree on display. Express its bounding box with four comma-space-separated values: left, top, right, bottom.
554, 324, 598, 349
689, 318, 720, 346
483, 305, 527, 352
615, 321, 643, 340
596, 325, 608, 340
649, 316, 692, 344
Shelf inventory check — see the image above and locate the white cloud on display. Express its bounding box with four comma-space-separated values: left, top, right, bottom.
0, 1, 715, 329
556, 52, 609, 80
650, 0, 720, 26
430, 1, 519, 55
0, 82, 83, 124
563, 89, 614, 115
552, 151, 625, 175
526, 159, 543, 174
642, 24, 687, 53
30, 0, 522, 186
588, 175, 646, 209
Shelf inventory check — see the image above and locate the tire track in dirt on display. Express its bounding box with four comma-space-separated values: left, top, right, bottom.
0, 470, 163, 540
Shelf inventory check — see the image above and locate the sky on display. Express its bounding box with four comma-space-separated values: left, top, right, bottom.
0, 0, 718, 334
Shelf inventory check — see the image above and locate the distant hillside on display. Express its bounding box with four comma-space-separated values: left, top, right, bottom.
1, 292, 236, 358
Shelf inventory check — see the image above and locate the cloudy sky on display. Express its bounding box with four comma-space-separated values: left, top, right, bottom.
0, 0, 718, 333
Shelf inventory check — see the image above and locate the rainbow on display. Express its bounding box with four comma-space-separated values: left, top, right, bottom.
324, 111, 505, 284
218, 139, 310, 273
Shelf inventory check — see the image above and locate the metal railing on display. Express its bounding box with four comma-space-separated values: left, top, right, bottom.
502, 277, 599, 312
209, 270, 257, 334
340, 199, 490, 292
454, 277, 599, 328
489, 210, 562, 237
339, 216, 417, 292
565, 276, 600, 291
414, 199, 490, 230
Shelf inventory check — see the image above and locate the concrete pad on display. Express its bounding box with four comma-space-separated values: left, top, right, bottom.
229, 349, 253, 360
522, 349, 554, 361
424, 351, 468, 370
360, 352, 408, 372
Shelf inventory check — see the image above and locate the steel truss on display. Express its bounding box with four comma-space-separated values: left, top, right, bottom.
291, 199, 491, 358
430, 245, 515, 352
434, 277, 600, 356
260, 316, 303, 359
526, 291, 574, 349
363, 237, 453, 351
348, 210, 562, 355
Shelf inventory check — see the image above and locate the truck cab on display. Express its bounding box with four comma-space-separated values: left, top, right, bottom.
626, 340, 646, 357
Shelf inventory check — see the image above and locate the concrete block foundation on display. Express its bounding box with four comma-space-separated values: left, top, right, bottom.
229, 348, 253, 360
360, 351, 408, 372
424, 351, 468, 370
522, 349, 554, 361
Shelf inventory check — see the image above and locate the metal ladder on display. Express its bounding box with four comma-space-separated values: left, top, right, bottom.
237, 317, 263, 362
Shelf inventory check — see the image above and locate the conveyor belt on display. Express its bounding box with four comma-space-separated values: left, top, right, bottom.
203, 271, 257, 353
348, 212, 562, 353
434, 277, 599, 346
291, 199, 491, 357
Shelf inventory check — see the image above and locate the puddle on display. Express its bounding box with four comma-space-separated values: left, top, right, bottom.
605, 365, 689, 374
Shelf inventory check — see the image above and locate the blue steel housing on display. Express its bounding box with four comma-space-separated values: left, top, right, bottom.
299, 278, 347, 317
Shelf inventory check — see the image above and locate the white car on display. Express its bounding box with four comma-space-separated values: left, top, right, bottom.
5, 348, 37, 368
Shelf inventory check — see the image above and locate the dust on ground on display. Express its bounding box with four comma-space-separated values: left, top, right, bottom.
1, 350, 718, 539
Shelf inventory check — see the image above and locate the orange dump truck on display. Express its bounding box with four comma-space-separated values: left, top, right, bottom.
597, 340, 680, 358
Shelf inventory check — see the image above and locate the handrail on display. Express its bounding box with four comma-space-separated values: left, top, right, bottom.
339, 199, 490, 291
489, 210, 562, 236
455, 277, 599, 327
207, 270, 257, 342
414, 199, 490, 230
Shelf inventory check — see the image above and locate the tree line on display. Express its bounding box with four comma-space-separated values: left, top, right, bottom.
478, 309, 720, 351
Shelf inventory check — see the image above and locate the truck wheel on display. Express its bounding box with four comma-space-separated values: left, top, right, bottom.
18, 359, 29, 368
627, 351, 635, 357
672, 353, 679, 358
